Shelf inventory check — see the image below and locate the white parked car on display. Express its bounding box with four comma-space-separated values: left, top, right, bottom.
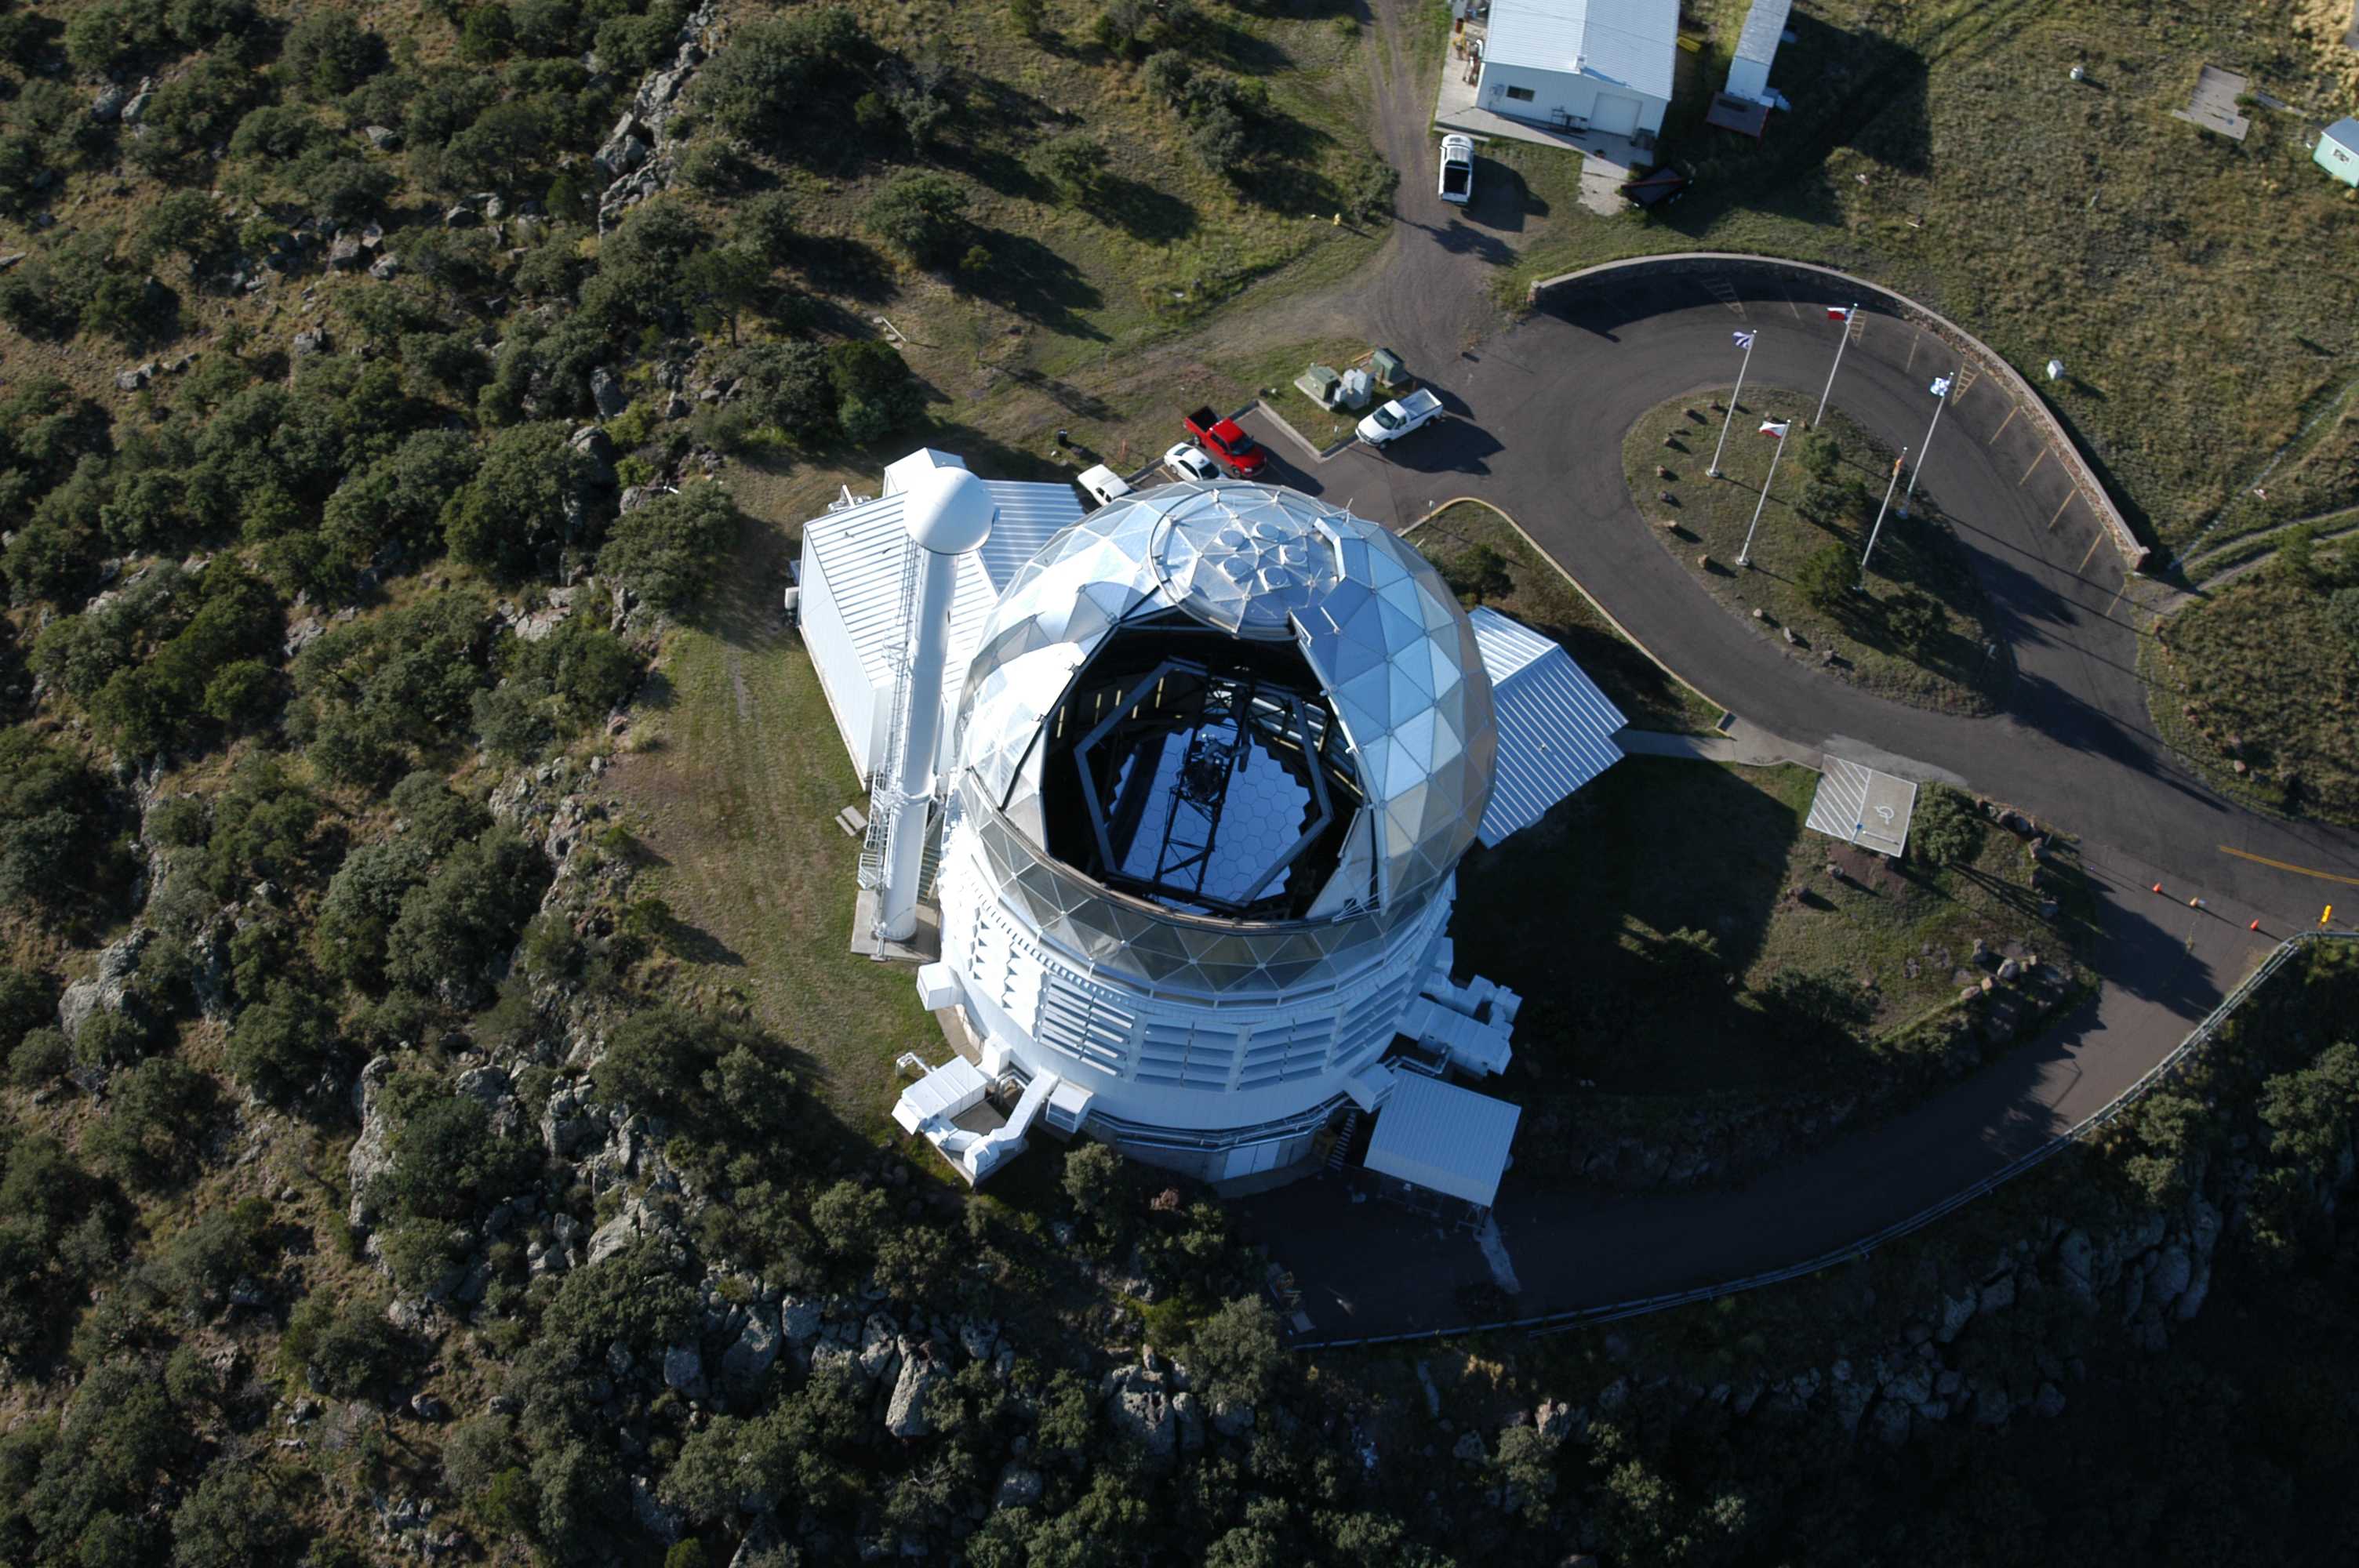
1357, 387, 1446, 446
1076, 464, 1132, 506
1438, 134, 1474, 205
1162, 442, 1219, 482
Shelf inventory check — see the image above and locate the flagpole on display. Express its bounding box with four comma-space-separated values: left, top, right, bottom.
1902, 381, 1950, 516
1813, 304, 1859, 425
1856, 445, 1909, 588
1736, 423, 1788, 568
1708, 332, 1757, 478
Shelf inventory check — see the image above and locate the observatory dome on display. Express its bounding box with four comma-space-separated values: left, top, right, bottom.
949, 481, 1496, 974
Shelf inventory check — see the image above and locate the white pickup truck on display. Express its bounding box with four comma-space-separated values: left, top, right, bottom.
1356, 387, 1445, 446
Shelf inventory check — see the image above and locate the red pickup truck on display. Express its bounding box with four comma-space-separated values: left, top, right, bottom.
1183, 405, 1267, 477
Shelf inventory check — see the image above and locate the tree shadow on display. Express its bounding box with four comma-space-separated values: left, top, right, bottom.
1003, 367, 1117, 422
960, 231, 1107, 341
789, 234, 896, 307
1096, 175, 1198, 242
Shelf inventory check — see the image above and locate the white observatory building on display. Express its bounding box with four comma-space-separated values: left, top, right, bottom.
798, 451, 1627, 1192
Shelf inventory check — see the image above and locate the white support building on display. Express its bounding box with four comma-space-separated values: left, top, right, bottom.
1474, 0, 1678, 143
803, 456, 1630, 1192
1723, 0, 1791, 107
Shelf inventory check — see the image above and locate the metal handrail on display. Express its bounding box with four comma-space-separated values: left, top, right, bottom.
1291, 931, 2356, 1351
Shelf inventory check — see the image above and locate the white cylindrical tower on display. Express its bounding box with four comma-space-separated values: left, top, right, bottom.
879, 466, 995, 941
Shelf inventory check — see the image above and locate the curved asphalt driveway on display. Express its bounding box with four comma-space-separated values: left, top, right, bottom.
1240, 262, 2359, 1343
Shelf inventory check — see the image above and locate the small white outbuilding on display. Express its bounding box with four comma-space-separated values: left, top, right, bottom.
1475, 0, 1679, 142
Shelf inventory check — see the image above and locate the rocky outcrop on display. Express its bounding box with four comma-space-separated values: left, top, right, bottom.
59, 928, 153, 1040
594, 2, 719, 228
347, 1056, 398, 1229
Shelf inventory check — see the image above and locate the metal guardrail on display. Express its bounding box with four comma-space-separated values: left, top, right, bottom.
1292, 931, 2355, 1351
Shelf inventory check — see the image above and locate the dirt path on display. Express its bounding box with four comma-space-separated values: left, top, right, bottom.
1161, 0, 1537, 379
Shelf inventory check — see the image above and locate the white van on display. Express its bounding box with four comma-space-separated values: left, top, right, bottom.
1076, 464, 1132, 506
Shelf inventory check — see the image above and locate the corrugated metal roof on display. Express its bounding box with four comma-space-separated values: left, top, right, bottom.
1482, 0, 1678, 103
1364, 1072, 1521, 1207
801, 480, 1084, 713
1467, 607, 1628, 846
1734, 0, 1792, 67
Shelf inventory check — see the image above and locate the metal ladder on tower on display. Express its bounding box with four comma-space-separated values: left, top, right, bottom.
857, 534, 924, 901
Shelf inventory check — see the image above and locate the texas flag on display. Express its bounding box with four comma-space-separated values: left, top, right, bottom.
1732, 329, 1756, 349
1826, 306, 1853, 321
1759, 419, 1790, 438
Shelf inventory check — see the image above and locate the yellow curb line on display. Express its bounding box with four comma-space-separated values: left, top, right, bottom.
1402, 495, 1732, 729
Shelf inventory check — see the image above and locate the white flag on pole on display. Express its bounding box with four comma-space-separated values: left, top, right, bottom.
1733, 329, 1756, 349
1930, 376, 1953, 397
1758, 419, 1789, 437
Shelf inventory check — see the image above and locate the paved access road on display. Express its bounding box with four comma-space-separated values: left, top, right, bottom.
1235, 263, 2359, 1345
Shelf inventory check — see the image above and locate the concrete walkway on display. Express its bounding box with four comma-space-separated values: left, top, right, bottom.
1616, 718, 1823, 769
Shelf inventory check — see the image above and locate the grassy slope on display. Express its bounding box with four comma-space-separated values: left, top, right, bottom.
2146, 556, 2359, 825
1623, 387, 2011, 715
1503, 0, 2359, 555
605, 513, 932, 1134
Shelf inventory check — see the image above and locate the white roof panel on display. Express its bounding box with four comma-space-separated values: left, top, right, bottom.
801, 477, 1085, 717
1467, 607, 1628, 846
1733, 0, 1791, 67
1482, 0, 1679, 103
1364, 1073, 1521, 1207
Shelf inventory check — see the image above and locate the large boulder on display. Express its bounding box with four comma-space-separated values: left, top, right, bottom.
885, 1352, 944, 1439
994, 1466, 1043, 1510
1103, 1364, 1182, 1472
662, 1343, 707, 1402
347, 1056, 398, 1228
591, 367, 628, 419
1932, 1287, 1977, 1344
721, 1305, 782, 1401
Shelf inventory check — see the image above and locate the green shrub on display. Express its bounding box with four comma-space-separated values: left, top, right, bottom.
0, 731, 118, 911
599, 483, 739, 615
283, 1290, 403, 1396
157, 1198, 277, 1315
459, 2, 517, 61
1795, 543, 1856, 613
0, 965, 56, 1055
693, 7, 874, 143
445, 421, 610, 580
225, 978, 341, 1105
292, 590, 498, 783
195, 753, 322, 897
71, 1010, 154, 1070
829, 340, 925, 446
863, 172, 969, 269
595, 2, 688, 74
19, 1359, 194, 1544
86, 1056, 216, 1189
9, 1027, 68, 1089
128, 56, 264, 179
64, 0, 173, 72
1910, 784, 1983, 867
383, 829, 551, 1007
